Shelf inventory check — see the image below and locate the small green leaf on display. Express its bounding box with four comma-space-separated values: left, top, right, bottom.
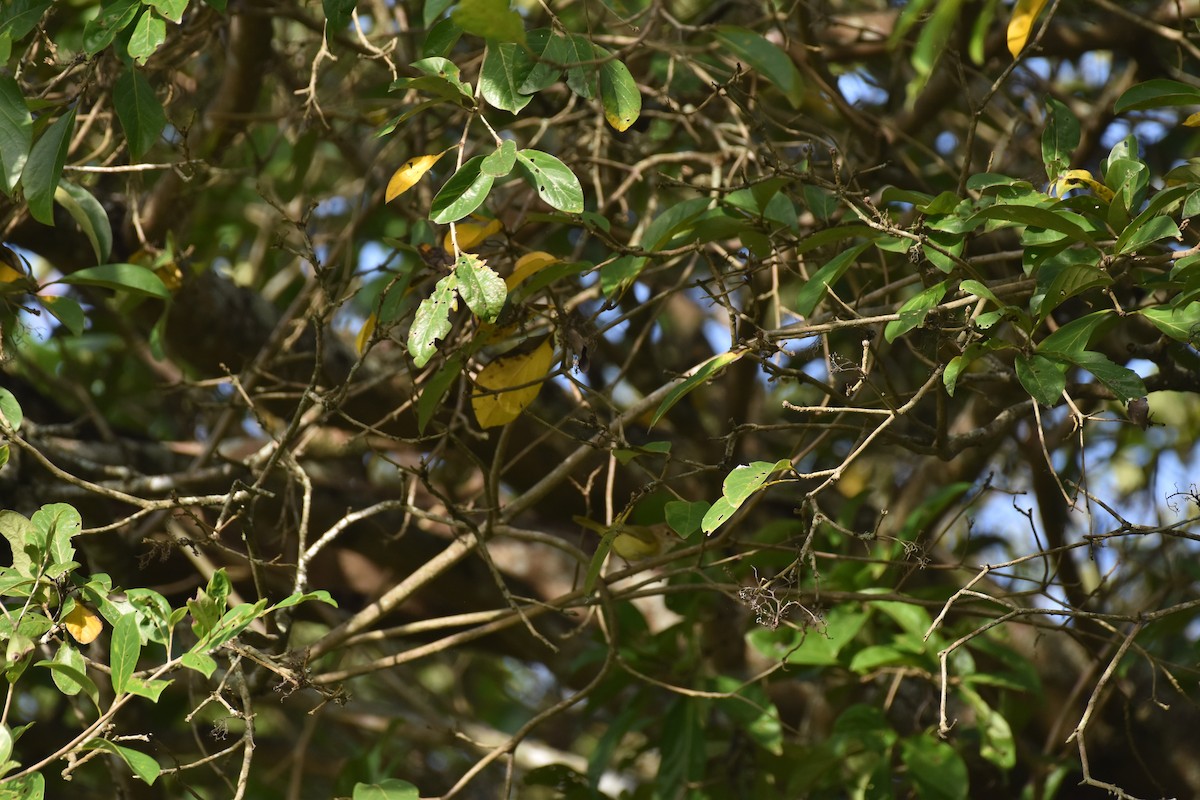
109, 612, 142, 695
796, 241, 872, 316
664, 500, 709, 537
84, 739, 160, 784
599, 254, 646, 297
515, 149, 583, 213
32, 502, 80, 569
180, 650, 217, 677
82, 0, 141, 55
651, 350, 743, 427
23, 106, 75, 225
1042, 97, 1079, 180
127, 10, 166, 64
722, 459, 792, 506
599, 56, 641, 131
269, 589, 337, 611
431, 156, 494, 223
40, 294, 86, 336
1015, 353, 1065, 406
1139, 305, 1200, 343
59, 263, 171, 299
884, 281, 947, 342
0, 387, 22, 431
452, 0, 525, 44
113, 68, 167, 159
480, 139, 517, 177
146, 0, 187, 23
417, 355, 464, 433
422, 17, 462, 58
453, 253, 506, 321
352, 778, 421, 800
54, 182, 113, 264
1043, 350, 1146, 403
43, 645, 100, 703
901, 736, 969, 800
1114, 78, 1200, 113
480, 42, 533, 114
0, 76, 32, 196
0, 510, 36, 578
407, 273, 459, 368
423, 0, 455, 27
714, 26, 805, 108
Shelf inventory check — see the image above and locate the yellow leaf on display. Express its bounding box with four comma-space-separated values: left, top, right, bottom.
444, 217, 503, 253
506, 251, 559, 291
356, 312, 377, 355
64, 603, 103, 645
1051, 168, 1115, 202
386, 150, 448, 203
1184, 111, 1200, 128
1007, 0, 1049, 58
472, 339, 555, 428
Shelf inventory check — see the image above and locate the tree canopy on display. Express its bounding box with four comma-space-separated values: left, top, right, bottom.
3, 0, 1200, 798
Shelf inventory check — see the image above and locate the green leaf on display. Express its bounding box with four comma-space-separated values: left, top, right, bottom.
113, 68, 167, 159
699, 497, 736, 536
42, 645, 100, 704
23, 106, 75, 225
722, 459, 793, 506
32, 503, 80, 570
713, 26, 805, 108
599, 57, 640, 131
480, 42, 533, 114
515, 149, 583, 213
1139, 305, 1200, 343
1015, 353, 1065, 407
0, 387, 22, 432
453, 253, 506, 322
715, 679, 784, 755
322, 0, 355, 34
0, 722, 10, 767
1115, 215, 1180, 255
352, 779, 421, 800
59, 263, 171, 299
109, 612, 142, 695
422, 17, 462, 58
651, 350, 743, 427
1042, 97, 1079, 180
599, 254, 646, 297
884, 281, 947, 342
431, 156, 494, 223
968, 204, 1095, 245
0, 511, 35, 578
958, 685, 1016, 769
452, 0, 525, 45
180, 650, 217, 677
54, 182, 113, 264
1043, 350, 1146, 403
562, 35, 596, 98
423, 0, 455, 28
418, 355, 463, 433
40, 294, 85, 337
1114, 78, 1200, 112
1036, 310, 1114, 354
664, 500, 709, 537
0, 76, 32, 196
82, 0, 141, 55
795, 241, 872, 317
146, 0, 188, 23
407, 273, 459, 368
269, 589, 337, 611
480, 139, 516, 177
658, 698, 706, 797
0, 0, 52, 41
84, 739, 160, 784
901, 736, 968, 800
639, 196, 711, 251
124, 676, 172, 701
127, 10, 166, 64
1032, 254, 1110, 319
518, 29, 571, 94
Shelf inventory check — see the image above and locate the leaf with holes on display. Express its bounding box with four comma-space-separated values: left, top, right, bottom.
453, 253, 506, 322
1015, 353, 1065, 406
515, 149, 583, 213
407, 273, 459, 368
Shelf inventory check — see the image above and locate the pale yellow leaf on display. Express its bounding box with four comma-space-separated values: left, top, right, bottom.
472, 339, 555, 428
506, 251, 559, 291
1007, 0, 1049, 57
444, 218, 503, 253
64, 603, 103, 645
1051, 169, 1115, 202
1184, 111, 1200, 128
386, 150, 448, 203
356, 312, 377, 355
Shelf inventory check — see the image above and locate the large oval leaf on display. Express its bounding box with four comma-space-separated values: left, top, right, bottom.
515, 149, 583, 213
431, 155, 495, 223
472, 339, 555, 428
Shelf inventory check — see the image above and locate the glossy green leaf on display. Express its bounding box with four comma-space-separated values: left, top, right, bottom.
969, 204, 1095, 245
1032, 255, 1110, 319
422, 17, 462, 58
599, 57, 641, 131
885, 281, 947, 342
515, 149, 583, 213
714, 26, 805, 108
453, 253, 506, 321
480, 42, 533, 114
480, 138, 516, 177
518, 28, 571, 94
109, 612, 142, 695
1114, 78, 1200, 112
1139, 305, 1200, 343
651, 350, 743, 427
1115, 215, 1180, 255
1015, 353, 1065, 406
700, 496, 737, 535
113, 68, 167, 159
322, 0, 355, 33
85, 739, 160, 784
42, 645, 100, 704
417, 355, 464, 433
452, 0, 525, 44
59, 263, 171, 299
1043, 350, 1146, 403
431, 156, 494, 223
562, 34, 596, 98
82, 0, 141, 55
23, 106, 75, 225
702, 459, 792, 535
127, 10, 166, 64
407, 273, 459, 368
664, 500, 709, 537
0, 387, 22, 432
146, 0, 187, 23
54, 181, 113, 264
0, 0, 52, 41
0, 76, 32, 196
599, 254, 646, 297
1036, 310, 1114, 354
423, 0, 455, 28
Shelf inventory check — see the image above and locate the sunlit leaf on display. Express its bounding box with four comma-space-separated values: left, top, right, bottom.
1007, 0, 1049, 57
54, 181, 113, 264
506, 251, 558, 290
453, 253, 506, 322
514, 149, 583, 213
472, 339, 555, 428
63, 603, 104, 645
109, 612, 142, 695
1015, 353, 1065, 406
407, 273, 458, 368
113, 67, 167, 159
0, 75, 32, 196
445, 217, 502, 252
355, 312, 376, 355
386, 150, 449, 203
452, 0, 525, 45
1051, 169, 1114, 202
599, 57, 641, 131
431, 155, 495, 223
127, 9, 166, 64
23, 106, 75, 225
59, 263, 171, 299
480, 42, 532, 114
1139, 305, 1200, 343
